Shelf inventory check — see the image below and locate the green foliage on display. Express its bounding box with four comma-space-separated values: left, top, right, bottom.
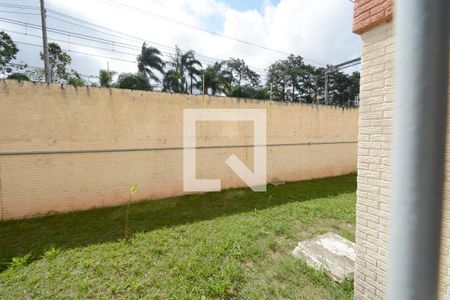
7, 72, 30, 81
266, 54, 314, 102
137, 43, 164, 88
125, 184, 138, 243
129, 183, 138, 195
163, 45, 202, 94
43, 248, 61, 261
0, 175, 356, 299
225, 58, 260, 87
115, 72, 151, 91
182, 49, 202, 94
66, 72, 86, 87
25, 68, 45, 82
327, 71, 360, 106
266, 54, 359, 105
9, 253, 33, 269
200, 62, 231, 95
163, 69, 184, 93
228, 85, 269, 100
99, 69, 116, 87
0, 31, 18, 68
40, 42, 72, 83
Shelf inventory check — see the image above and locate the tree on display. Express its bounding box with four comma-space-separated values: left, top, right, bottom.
137, 43, 164, 88
225, 58, 260, 87
25, 68, 45, 82
266, 54, 328, 103
183, 50, 202, 94
327, 70, 360, 106
99, 69, 116, 87
266, 60, 289, 101
66, 71, 85, 87
228, 85, 269, 100
163, 69, 184, 93
163, 46, 202, 94
115, 72, 151, 91
0, 31, 19, 74
199, 62, 231, 95
40, 42, 71, 82
7, 72, 29, 81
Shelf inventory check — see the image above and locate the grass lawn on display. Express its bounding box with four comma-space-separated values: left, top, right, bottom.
0, 174, 356, 299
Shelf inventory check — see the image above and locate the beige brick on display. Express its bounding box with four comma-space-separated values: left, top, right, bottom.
0, 81, 359, 221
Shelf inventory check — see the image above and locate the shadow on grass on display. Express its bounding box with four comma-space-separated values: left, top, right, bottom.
0, 174, 356, 270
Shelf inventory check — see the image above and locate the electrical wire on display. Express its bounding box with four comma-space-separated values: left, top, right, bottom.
0, 10, 40, 15
96, 0, 289, 55
0, 1, 325, 66
0, 16, 268, 77
44, 9, 269, 73
3, 27, 267, 78
0, 2, 39, 10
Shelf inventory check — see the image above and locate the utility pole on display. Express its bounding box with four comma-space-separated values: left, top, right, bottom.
270, 83, 273, 101
39, 0, 51, 83
202, 74, 205, 95
324, 72, 328, 104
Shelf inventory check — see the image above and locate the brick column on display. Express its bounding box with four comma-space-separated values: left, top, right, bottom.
353, 0, 450, 299
353, 0, 393, 34
352, 0, 394, 298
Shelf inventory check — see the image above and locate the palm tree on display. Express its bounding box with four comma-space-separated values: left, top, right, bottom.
162, 69, 184, 93
137, 43, 164, 88
163, 46, 202, 94
182, 50, 202, 94
200, 62, 232, 95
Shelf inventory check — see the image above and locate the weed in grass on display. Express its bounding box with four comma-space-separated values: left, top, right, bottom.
125, 183, 138, 243
8, 253, 33, 269
43, 248, 61, 261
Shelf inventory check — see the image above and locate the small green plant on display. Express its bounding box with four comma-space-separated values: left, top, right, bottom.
125, 183, 138, 243
43, 247, 61, 261
9, 253, 33, 269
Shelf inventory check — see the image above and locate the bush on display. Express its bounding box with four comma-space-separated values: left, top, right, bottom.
7, 72, 30, 81
115, 72, 151, 91
66, 75, 85, 87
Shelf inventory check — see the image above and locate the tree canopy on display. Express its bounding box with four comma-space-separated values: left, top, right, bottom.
115, 72, 151, 91
3, 37, 359, 106
0, 31, 19, 74
137, 43, 164, 88
40, 42, 72, 83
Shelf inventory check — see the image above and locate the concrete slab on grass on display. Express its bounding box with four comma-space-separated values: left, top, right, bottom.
292, 232, 355, 282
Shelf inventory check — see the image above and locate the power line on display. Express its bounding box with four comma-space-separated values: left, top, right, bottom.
2, 26, 267, 78
0, 10, 40, 15
5, 62, 100, 79
0, 17, 268, 77
44, 8, 269, 73
5, 36, 267, 79
96, 0, 286, 55
1, 1, 323, 66
12, 40, 138, 63
0, 2, 39, 10
0, 14, 268, 75
0, 2, 275, 69
94, 0, 325, 66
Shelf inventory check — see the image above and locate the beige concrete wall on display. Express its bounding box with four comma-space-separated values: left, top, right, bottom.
0, 80, 358, 221
355, 20, 450, 299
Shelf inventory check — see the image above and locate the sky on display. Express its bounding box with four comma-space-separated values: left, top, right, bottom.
0, 0, 361, 82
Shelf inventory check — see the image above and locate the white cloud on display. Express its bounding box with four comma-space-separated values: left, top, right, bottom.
2, 0, 360, 78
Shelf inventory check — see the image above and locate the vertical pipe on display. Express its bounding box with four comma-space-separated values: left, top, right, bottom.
389, 0, 449, 299
39, 0, 51, 83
